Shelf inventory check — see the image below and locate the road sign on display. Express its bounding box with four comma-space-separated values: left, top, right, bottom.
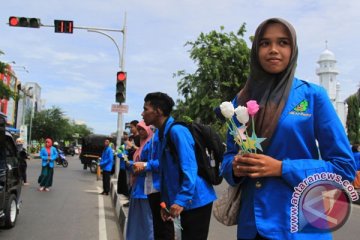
111, 104, 128, 113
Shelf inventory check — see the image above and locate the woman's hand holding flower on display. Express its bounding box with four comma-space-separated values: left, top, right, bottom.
234, 153, 282, 177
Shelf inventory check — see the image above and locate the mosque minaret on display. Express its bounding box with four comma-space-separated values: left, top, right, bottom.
316, 42, 347, 128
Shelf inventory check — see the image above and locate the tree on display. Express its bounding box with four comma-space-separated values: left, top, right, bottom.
0, 50, 16, 100
173, 24, 251, 128
65, 120, 93, 141
346, 89, 360, 144
30, 106, 93, 142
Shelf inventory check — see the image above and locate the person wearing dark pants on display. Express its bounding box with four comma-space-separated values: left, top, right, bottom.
180, 202, 213, 240
16, 138, 29, 185
99, 139, 114, 195
102, 170, 111, 195
148, 192, 174, 239
141, 92, 216, 239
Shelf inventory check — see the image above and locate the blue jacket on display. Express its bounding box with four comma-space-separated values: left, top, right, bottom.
126, 159, 148, 199
100, 146, 114, 172
39, 146, 58, 168
353, 152, 360, 170
141, 131, 161, 193
157, 117, 216, 210
117, 144, 128, 170
221, 78, 356, 240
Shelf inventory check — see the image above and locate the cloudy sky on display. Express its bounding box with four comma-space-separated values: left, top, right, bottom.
1, 0, 359, 134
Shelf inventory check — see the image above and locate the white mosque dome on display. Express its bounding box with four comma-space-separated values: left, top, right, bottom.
318, 49, 336, 62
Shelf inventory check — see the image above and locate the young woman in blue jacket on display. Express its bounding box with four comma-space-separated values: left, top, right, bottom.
125, 121, 155, 240
221, 18, 356, 240
38, 138, 58, 192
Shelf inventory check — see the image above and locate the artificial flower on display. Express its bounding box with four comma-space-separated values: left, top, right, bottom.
246, 100, 260, 116
218, 100, 265, 154
220, 101, 235, 119
234, 106, 249, 124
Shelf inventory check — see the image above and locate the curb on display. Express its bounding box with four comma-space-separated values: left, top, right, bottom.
110, 179, 129, 238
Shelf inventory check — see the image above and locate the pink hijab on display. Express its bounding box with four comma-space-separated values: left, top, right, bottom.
132, 121, 154, 162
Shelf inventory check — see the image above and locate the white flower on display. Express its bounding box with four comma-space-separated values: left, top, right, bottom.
234, 106, 249, 124
220, 101, 235, 119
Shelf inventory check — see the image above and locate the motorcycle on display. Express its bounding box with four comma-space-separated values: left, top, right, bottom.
90, 157, 100, 173
56, 149, 69, 168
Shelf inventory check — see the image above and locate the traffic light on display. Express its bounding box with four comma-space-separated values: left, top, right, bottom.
9, 16, 41, 28
116, 71, 127, 103
54, 20, 74, 33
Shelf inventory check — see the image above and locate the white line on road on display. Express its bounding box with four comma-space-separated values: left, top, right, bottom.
97, 186, 108, 240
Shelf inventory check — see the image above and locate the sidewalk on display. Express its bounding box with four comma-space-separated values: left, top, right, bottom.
110, 178, 129, 238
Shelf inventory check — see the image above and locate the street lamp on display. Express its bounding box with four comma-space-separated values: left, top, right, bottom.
27, 87, 35, 152
12, 65, 29, 73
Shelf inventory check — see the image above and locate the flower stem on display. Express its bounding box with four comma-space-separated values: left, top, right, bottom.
251, 116, 257, 154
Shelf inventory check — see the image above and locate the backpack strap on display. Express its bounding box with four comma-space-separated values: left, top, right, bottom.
166, 122, 188, 162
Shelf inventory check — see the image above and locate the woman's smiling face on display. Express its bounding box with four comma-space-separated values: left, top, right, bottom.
258, 23, 292, 74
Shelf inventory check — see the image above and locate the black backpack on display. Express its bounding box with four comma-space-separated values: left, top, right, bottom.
167, 122, 225, 185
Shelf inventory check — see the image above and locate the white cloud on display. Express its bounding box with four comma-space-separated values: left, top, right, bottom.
1, 0, 359, 134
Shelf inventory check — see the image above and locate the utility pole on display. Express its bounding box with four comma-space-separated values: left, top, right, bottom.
87, 13, 127, 178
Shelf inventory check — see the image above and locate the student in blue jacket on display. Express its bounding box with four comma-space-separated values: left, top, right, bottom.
38, 138, 58, 192
99, 139, 113, 195
142, 92, 217, 240
125, 121, 154, 240
220, 18, 356, 240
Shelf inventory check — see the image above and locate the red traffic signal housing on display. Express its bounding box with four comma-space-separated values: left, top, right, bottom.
54, 20, 74, 33
117, 71, 127, 81
9, 16, 41, 28
116, 71, 127, 103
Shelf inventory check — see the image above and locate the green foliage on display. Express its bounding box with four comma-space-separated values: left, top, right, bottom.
173, 24, 251, 131
31, 106, 93, 142
346, 91, 360, 144
0, 52, 17, 100
0, 81, 14, 100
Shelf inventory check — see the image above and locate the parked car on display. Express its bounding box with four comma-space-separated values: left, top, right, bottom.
0, 113, 22, 228
79, 134, 115, 173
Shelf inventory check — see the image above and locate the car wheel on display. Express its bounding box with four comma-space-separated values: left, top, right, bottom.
4, 194, 18, 228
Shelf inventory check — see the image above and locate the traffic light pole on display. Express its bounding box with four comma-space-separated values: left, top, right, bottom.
86, 14, 127, 178
8, 14, 128, 177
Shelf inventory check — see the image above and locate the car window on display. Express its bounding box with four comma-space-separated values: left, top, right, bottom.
5, 137, 18, 167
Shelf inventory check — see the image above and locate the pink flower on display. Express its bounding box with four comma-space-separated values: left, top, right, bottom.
246, 100, 259, 116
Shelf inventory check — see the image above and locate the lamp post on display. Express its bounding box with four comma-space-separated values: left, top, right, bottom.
12, 65, 29, 73
27, 87, 35, 152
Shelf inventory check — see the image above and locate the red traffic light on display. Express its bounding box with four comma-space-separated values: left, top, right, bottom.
9, 17, 18, 26
8, 16, 40, 28
117, 71, 127, 81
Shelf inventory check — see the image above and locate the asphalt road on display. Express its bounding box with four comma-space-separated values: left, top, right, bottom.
1, 154, 359, 240
0, 155, 121, 240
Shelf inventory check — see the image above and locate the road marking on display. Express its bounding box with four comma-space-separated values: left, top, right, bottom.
97, 186, 108, 240
84, 189, 101, 193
